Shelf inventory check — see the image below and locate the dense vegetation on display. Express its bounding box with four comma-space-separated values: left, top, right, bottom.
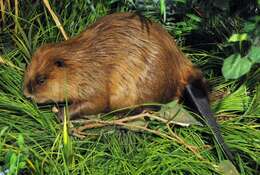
0, 0, 259, 174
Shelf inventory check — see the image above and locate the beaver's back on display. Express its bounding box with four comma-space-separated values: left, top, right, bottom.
65, 12, 198, 109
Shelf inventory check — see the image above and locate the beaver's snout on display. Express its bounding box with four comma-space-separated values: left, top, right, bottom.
23, 81, 34, 99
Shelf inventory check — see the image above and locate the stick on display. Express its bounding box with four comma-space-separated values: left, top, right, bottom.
42, 0, 68, 40
72, 112, 203, 159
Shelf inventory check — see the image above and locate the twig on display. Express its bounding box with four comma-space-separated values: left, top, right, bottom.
0, 55, 23, 70
0, 0, 5, 24
14, 0, 18, 33
72, 112, 203, 159
0, 55, 4, 64
42, 0, 68, 40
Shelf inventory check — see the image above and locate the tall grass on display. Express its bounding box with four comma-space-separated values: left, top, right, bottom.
0, 0, 259, 174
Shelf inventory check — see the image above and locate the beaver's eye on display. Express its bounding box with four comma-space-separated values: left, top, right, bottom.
35, 75, 46, 85
54, 59, 65, 68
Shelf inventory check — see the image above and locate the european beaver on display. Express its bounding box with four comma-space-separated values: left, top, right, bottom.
23, 12, 234, 162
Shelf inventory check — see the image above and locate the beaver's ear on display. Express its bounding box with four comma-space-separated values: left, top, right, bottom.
54, 59, 65, 68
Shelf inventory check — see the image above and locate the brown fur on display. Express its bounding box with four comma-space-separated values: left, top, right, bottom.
23, 12, 204, 119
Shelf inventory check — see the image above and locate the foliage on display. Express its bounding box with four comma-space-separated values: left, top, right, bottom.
0, 0, 259, 175
222, 12, 260, 79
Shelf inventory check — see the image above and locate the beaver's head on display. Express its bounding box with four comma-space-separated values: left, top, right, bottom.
23, 44, 79, 103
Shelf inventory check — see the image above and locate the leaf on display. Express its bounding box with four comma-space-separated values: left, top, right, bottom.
218, 160, 239, 175
248, 46, 260, 63
0, 55, 23, 71
228, 33, 248, 42
17, 134, 25, 149
9, 153, 18, 174
243, 21, 256, 33
124, 120, 148, 131
18, 162, 26, 169
212, 85, 250, 113
247, 84, 260, 115
158, 101, 202, 126
0, 127, 8, 137
160, 0, 166, 22
186, 14, 201, 22
222, 54, 252, 79
175, 0, 186, 3
213, 0, 229, 11
63, 108, 73, 166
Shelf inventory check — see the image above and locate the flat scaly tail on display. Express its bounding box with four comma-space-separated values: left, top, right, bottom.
182, 78, 235, 164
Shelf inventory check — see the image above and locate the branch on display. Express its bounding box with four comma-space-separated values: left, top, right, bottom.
42, 0, 68, 40
71, 112, 204, 160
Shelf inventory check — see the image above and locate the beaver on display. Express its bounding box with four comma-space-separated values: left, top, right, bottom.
23, 12, 234, 162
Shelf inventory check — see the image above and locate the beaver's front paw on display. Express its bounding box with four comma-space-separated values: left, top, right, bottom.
52, 106, 64, 122
57, 108, 65, 122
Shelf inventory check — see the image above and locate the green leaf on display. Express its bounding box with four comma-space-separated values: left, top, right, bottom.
9, 153, 18, 174
186, 14, 201, 22
0, 127, 8, 137
160, 0, 166, 22
228, 33, 248, 42
212, 85, 250, 113
17, 134, 25, 149
159, 101, 202, 126
18, 161, 26, 169
247, 84, 260, 115
124, 120, 148, 131
175, 0, 186, 3
222, 54, 253, 79
213, 0, 229, 11
218, 160, 239, 175
160, 0, 166, 14
243, 21, 256, 33
248, 46, 260, 63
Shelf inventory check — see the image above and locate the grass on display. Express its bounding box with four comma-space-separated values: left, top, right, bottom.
0, 0, 260, 174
